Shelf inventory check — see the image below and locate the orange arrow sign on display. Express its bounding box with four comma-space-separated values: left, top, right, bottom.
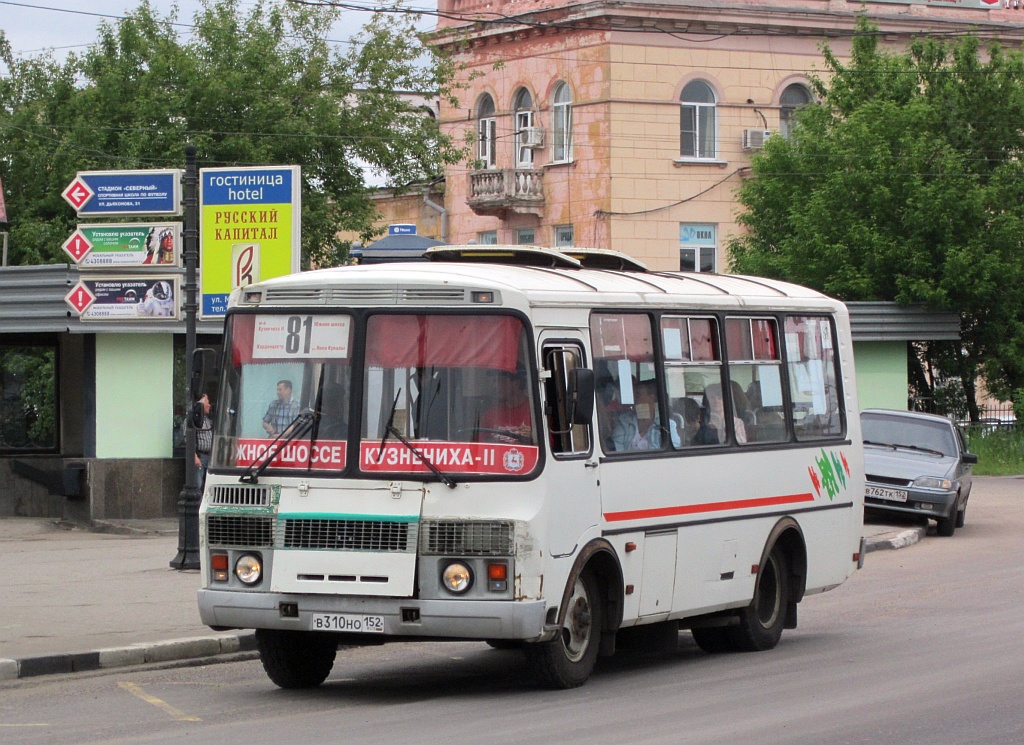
62, 177, 94, 211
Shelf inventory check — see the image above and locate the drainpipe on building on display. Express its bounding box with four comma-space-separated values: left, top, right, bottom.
422, 188, 447, 243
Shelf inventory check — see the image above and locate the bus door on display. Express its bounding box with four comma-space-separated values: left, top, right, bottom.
539, 336, 600, 558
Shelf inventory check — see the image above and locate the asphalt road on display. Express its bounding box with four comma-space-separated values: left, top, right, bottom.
2, 477, 1022, 745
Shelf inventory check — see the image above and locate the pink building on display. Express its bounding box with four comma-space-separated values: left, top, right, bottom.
432, 0, 1024, 270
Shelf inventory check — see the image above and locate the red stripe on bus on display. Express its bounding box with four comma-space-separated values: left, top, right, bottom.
603, 492, 816, 522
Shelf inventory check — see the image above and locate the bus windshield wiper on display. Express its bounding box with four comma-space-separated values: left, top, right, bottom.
383, 423, 458, 490
239, 409, 315, 484
378, 389, 402, 460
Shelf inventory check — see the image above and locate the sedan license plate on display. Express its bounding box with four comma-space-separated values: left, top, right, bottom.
311, 613, 385, 633
866, 485, 908, 503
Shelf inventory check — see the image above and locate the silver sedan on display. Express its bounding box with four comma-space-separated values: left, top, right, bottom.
861, 409, 977, 536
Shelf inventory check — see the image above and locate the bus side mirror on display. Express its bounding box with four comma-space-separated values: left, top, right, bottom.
567, 368, 595, 425
190, 399, 205, 429
188, 347, 214, 428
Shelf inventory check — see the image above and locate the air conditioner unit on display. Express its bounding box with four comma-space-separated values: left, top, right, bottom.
521, 126, 545, 148
742, 129, 773, 151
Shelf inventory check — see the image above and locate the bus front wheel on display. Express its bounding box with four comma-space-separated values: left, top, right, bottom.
525, 570, 602, 689
729, 545, 789, 652
256, 629, 337, 689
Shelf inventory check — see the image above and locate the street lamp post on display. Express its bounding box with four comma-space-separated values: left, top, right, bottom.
171, 145, 200, 570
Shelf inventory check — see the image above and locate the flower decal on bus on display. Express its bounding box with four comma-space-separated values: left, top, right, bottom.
808, 449, 852, 501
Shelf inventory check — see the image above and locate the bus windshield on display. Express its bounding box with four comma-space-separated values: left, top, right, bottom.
213, 311, 539, 478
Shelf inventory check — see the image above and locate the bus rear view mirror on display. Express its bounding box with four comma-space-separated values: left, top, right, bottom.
567, 368, 595, 425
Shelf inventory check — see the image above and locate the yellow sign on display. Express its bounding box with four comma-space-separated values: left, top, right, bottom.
199, 166, 300, 317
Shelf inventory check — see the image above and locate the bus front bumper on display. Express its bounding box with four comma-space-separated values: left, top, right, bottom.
198, 588, 550, 641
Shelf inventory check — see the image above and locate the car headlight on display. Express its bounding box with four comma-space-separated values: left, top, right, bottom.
235, 554, 263, 585
441, 562, 473, 594
913, 476, 953, 490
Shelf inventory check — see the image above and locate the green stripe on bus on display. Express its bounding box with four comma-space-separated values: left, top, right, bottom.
276, 513, 419, 523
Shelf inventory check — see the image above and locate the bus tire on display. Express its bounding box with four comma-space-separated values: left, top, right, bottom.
524, 570, 602, 689
256, 629, 337, 689
729, 544, 789, 652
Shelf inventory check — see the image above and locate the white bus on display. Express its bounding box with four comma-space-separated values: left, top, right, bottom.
197, 246, 865, 689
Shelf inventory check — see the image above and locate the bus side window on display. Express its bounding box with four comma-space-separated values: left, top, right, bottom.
724, 317, 787, 444
786, 316, 844, 440
543, 345, 591, 456
662, 315, 727, 448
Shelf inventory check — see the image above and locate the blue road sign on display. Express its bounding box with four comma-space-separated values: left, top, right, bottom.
65, 170, 182, 216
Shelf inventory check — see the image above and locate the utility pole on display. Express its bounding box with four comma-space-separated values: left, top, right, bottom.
171, 145, 200, 570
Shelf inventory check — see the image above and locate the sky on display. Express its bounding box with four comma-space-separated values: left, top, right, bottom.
0, 0, 435, 61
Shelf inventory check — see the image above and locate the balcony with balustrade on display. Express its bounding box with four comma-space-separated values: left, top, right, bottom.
466, 168, 544, 218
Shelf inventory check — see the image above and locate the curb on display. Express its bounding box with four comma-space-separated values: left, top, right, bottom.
0, 632, 256, 681
863, 526, 925, 553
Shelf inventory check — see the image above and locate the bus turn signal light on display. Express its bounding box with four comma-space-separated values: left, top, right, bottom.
211, 553, 229, 582
487, 562, 508, 592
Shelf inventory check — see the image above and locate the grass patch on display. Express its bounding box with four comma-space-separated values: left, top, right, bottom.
963, 427, 1024, 476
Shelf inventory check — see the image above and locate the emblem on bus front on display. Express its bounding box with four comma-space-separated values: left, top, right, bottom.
503, 448, 525, 472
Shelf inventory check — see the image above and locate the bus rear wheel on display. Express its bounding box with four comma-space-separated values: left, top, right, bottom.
525, 570, 602, 689
729, 545, 789, 652
256, 629, 337, 689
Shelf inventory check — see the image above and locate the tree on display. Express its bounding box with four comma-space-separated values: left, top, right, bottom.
0, 0, 463, 268
728, 16, 1024, 420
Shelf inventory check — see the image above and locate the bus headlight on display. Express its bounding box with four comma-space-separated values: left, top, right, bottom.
235, 554, 263, 585
441, 562, 473, 594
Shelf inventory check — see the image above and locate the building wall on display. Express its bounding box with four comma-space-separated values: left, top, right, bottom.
95, 334, 174, 458
854, 341, 909, 411
436, 0, 1024, 270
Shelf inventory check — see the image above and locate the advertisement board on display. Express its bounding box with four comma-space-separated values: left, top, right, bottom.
65, 276, 181, 321
63, 223, 181, 267
199, 166, 301, 318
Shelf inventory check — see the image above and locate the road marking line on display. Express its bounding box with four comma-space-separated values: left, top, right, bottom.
118, 682, 201, 722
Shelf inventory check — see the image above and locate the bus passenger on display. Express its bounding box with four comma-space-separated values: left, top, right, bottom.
612, 379, 679, 451
704, 383, 747, 444
478, 369, 533, 444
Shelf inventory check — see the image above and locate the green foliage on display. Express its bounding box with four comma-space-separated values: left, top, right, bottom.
729, 16, 1024, 418
0, 346, 55, 449
0, 0, 464, 268
963, 427, 1024, 476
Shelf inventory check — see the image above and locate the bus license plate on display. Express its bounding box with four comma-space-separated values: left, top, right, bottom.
311, 613, 385, 633
866, 485, 908, 503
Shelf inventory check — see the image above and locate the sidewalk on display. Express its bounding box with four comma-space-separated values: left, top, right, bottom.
0, 517, 255, 681
0, 513, 923, 682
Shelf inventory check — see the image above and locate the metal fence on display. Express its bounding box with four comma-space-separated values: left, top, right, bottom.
910, 398, 1017, 431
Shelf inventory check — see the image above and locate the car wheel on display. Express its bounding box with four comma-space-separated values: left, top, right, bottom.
937, 498, 958, 537
955, 503, 967, 529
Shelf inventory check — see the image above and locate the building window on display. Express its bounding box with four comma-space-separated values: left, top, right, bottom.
554, 225, 574, 247
477, 94, 497, 169
0, 340, 58, 452
679, 223, 716, 272
779, 83, 813, 139
513, 88, 534, 169
477, 230, 498, 245
552, 82, 573, 163
517, 228, 535, 245
680, 80, 717, 160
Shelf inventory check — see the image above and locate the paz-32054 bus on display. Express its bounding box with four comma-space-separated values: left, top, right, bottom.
197, 246, 865, 689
